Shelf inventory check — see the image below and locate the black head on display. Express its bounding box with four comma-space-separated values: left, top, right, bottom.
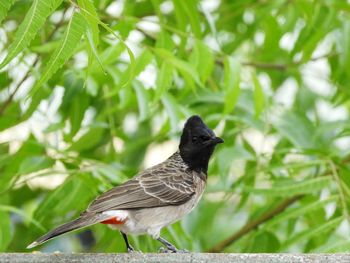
179, 115, 224, 174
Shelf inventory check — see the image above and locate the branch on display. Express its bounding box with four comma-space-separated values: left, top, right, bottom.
207, 195, 303, 253
240, 51, 338, 71
206, 153, 350, 252
241, 61, 288, 70
105, 13, 338, 73
0, 11, 67, 117
308, 52, 334, 62
0, 58, 38, 116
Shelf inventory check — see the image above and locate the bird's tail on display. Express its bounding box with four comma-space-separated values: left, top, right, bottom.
27, 215, 104, 249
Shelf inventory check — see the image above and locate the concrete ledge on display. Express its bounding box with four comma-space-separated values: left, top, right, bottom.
0, 253, 349, 263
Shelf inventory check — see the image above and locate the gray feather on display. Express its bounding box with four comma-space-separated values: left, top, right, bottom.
86, 152, 197, 213
28, 152, 204, 249
27, 214, 109, 249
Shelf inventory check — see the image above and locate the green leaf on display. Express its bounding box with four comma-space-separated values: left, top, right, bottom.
2, 0, 350, 253
43, 122, 64, 133
30, 40, 61, 54
173, 0, 201, 37
76, 3, 135, 77
153, 48, 203, 88
0, 211, 11, 251
0, 72, 12, 91
0, 0, 15, 24
34, 176, 97, 223
247, 231, 280, 252
69, 127, 105, 152
0, 137, 46, 189
273, 111, 317, 149
262, 196, 339, 230
280, 216, 344, 250
134, 50, 153, 76
19, 155, 54, 174
104, 50, 153, 98
338, 20, 350, 78
252, 73, 265, 118
0, 205, 46, 232
133, 81, 149, 121
155, 62, 173, 101
78, 0, 102, 72
216, 146, 254, 174
69, 94, 89, 137
84, 15, 135, 89
313, 239, 350, 253
0, 102, 22, 131
85, 28, 105, 73
245, 177, 333, 197
29, 11, 86, 96
190, 41, 214, 82
223, 56, 241, 114
77, 0, 99, 46
292, 5, 335, 61
0, 0, 63, 68
161, 93, 180, 134
155, 30, 175, 51
90, 42, 125, 76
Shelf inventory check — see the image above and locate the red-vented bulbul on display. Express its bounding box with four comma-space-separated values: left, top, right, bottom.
27, 115, 223, 252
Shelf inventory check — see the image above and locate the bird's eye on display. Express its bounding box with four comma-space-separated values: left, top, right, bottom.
200, 135, 210, 141
192, 136, 198, 143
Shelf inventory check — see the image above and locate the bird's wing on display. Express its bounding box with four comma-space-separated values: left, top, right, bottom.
85, 166, 195, 213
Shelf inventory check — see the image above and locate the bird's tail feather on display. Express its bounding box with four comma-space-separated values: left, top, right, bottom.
27, 215, 104, 249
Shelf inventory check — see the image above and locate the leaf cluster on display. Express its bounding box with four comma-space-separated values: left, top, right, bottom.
0, 0, 350, 253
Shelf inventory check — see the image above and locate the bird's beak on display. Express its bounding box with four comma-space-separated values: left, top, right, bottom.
212, 137, 224, 144
204, 136, 224, 146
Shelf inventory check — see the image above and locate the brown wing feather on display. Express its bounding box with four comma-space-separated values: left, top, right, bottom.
86, 165, 195, 213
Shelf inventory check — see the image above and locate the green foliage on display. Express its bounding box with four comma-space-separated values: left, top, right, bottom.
0, 0, 350, 253
30, 11, 87, 96
244, 177, 333, 197
0, 0, 15, 24
0, 0, 63, 68
0, 211, 11, 251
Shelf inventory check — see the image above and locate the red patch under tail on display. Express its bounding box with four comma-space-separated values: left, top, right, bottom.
100, 217, 126, 225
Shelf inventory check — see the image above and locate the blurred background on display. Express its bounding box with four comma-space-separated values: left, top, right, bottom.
1, 0, 350, 253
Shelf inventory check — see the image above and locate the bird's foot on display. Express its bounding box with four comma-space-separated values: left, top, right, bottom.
177, 249, 189, 253
158, 247, 189, 253
158, 247, 172, 253
156, 236, 189, 253
128, 249, 142, 254
127, 245, 141, 253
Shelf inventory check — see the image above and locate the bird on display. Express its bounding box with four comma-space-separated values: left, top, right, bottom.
27, 115, 224, 252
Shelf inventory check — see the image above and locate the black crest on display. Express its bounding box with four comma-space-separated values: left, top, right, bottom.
179, 115, 223, 174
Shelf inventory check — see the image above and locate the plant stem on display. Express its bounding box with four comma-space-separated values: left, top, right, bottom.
0, 11, 67, 117
207, 195, 303, 252
328, 159, 350, 223
0, 56, 39, 116
241, 52, 338, 71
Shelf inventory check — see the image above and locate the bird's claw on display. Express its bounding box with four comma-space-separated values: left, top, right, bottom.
127, 246, 142, 253
158, 247, 172, 253
158, 247, 189, 253
128, 249, 142, 254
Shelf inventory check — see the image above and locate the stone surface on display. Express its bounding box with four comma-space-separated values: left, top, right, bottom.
0, 253, 350, 263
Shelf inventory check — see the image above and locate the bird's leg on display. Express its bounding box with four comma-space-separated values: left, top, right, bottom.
121, 231, 134, 252
157, 236, 188, 253
157, 237, 177, 252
